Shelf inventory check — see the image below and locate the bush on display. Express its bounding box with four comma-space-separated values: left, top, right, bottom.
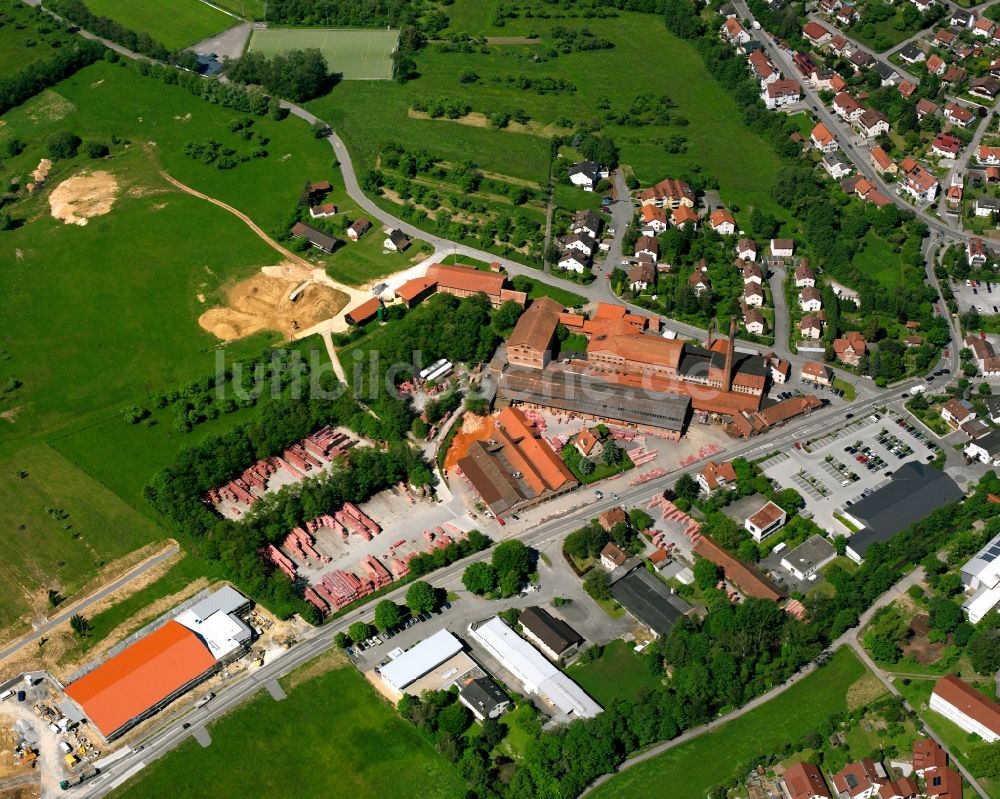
86, 142, 109, 159
47, 131, 82, 160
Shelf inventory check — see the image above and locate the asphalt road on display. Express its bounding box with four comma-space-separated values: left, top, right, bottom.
0, 545, 180, 666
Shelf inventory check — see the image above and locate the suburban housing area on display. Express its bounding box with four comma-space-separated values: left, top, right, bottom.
8, 0, 1000, 798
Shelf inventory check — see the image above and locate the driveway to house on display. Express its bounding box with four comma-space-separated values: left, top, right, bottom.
0, 545, 180, 666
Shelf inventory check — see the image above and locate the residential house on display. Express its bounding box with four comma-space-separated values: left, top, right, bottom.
833, 331, 866, 365
799, 286, 823, 312
570, 428, 602, 458
771, 357, 790, 383
571, 209, 603, 239
749, 50, 779, 85
745, 500, 786, 542
898, 79, 917, 98
942, 398, 976, 428
640, 205, 669, 234
979, 145, 1000, 164
836, 4, 859, 25
568, 161, 605, 190
709, 209, 737, 235
971, 76, 1000, 100
812, 68, 838, 90
910, 0, 934, 12
803, 21, 833, 46
801, 360, 833, 386
742, 262, 764, 284
833, 91, 863, 121
930, 675, 1000, 743
671, 205, 699, 228
743, 306, 766, 335
744, 282, 766, 307
347, 217, 371, 241
829, 34, 850, 56
932, 133, 962, 158
898, 44, 926, 64
801, 314, 823, 339
916, 98, 939, 120
966, 334, 998, 372
519, 606, 585, 663
984, 394, 1000, 424
291, 222, 340, 253
634, 235, 659, 260
870, 145, 896, 174
934, 28, 957, 48
783, 762, 832, 799
795, 262, 816, 287
926, 53, 947, 75
696, 460, 738, 494
900, 161, 939, 202
383, 228, 411, 252
942, 65, 966, 84
873, 61, 899, 85
823, 151, 853, 178
811, 122, 839, 152
688, 270, 711, 296
458, 677, 510, 722
912, 739, 963, 799
308, 202, 337, 219
563, 232, 596, 258
974, 196, 1000, 217
736, 238, 758, 261
855, 109, 889, 138
849, 49, 874, 71
965, 430, 1000, 466
832, 759, 889, 799
639, 177, 696, 209
974, 17, 996, 37
950, 8, 973, 27
967, 236, 989, 266
763, 79, 801, 110
558, 251, 588, 273
770, 238, 795, 258
721, 17, 751, 45
628, 260, 655, 291
945, 103, 975, 128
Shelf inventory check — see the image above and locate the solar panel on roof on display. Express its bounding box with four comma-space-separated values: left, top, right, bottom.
983, 553, 997, 563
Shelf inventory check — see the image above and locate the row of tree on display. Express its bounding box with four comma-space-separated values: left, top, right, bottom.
223, 49, 331, 103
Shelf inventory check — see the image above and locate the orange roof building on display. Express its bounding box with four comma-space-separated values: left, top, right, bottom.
65, 621, 217, 741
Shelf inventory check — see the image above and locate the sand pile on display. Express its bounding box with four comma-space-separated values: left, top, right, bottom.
48, 170, 118, 225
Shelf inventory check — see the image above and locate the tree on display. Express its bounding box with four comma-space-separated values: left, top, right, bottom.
47, 589, 63, 609
929, 597, 963, 634
629, 508, 654, 531
86, 141, 109, 158
406, 580, 437, 614
462, 562, 498, 595
969, 631, 1000, 674
310, 120, 330, 138
498, 569, 523, 598
491, 540, 531, 583
436, 702, 470, 736
47, 130, 81, 160
69, 614, 91, 637
334, 631, 350, 648
374, 599, 403, 632
970, 743, 1000, 779
583, 568, 611, 601
348, 621, 373, 642
694, 556, 720, 590
602, 439, 623, 466
674, 473, 700, 503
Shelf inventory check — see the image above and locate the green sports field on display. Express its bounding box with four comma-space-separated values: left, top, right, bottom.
83, 0, 235, 51
248, 28, 398, 80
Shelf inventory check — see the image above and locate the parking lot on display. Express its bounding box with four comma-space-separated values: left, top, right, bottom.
759, 412, 940, 534
951, 278, 1000, 315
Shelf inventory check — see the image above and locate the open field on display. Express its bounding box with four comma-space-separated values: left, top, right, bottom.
82, 0, 235, 50
248, 28, 398, 80
854, 230, 905, 289
591, 648, 871, 799
325, 231, 433, 286
111, 663, 467, 799
0, 0, 79, 74
0, 445, 163, 632
207, 0, 264, 18
307, 12, 787, 220
568, 641, 664, 706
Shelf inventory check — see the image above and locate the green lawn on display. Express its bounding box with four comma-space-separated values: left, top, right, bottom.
307, 12, 786, 217
853, 230, 906, 289
516, 277, 585, 307
0, 444, 163, 631
112, 664, 467, 799
0, 0, 79, 74
851, 7, 926, 51
833, 378, 857, 402
83, 0, 235, 50
326, 233, 433, 286
568, 640, 664, 706
896, 677, 999, 797
248, 28, 399, 80
591, 647, 868, 799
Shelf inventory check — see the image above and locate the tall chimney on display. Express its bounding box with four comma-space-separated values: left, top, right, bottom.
722, 315, 736, 393
705, 318, 714, 351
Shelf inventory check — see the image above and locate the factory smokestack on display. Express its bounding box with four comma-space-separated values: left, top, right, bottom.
722, 316, 736, 393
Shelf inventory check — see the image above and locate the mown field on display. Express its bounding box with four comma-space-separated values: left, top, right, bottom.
0, 445, 163, 632
590, 648, 871, 799
111, 662, 468, 799
307, 11, 786, 220
82, 0, 235, 50
248, 28, 398, 80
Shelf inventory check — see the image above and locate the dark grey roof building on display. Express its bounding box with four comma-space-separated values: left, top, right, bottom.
844, 461, 963, 562
518, 606, 584, 661
458, 676, 510, 721
610, 568, 691, 637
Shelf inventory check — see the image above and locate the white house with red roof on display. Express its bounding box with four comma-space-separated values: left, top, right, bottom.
763, 79, 801, 110
945, 103, 975, 128
736, 238, 757, 261
810, 122, 838, 153
709, 209, 737, 235
832, 92, 863, 122
803, 21, 833, 46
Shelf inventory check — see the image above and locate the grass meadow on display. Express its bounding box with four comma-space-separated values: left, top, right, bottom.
111, 663, 467, 799
307, 12, 786, 223
591, 648, 870, 799
0, 444, 163, 631
0, 0, 80, 74
82, 0, 235, 50
248, 28, 398, 80
568, 640, 664, 705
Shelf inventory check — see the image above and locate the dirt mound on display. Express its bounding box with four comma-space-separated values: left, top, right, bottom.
199, 272, 349, 341
49, 171, 118, 226
444, 412, 497, 471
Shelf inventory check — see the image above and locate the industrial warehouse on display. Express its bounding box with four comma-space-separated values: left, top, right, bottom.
64, 587, 253, 741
